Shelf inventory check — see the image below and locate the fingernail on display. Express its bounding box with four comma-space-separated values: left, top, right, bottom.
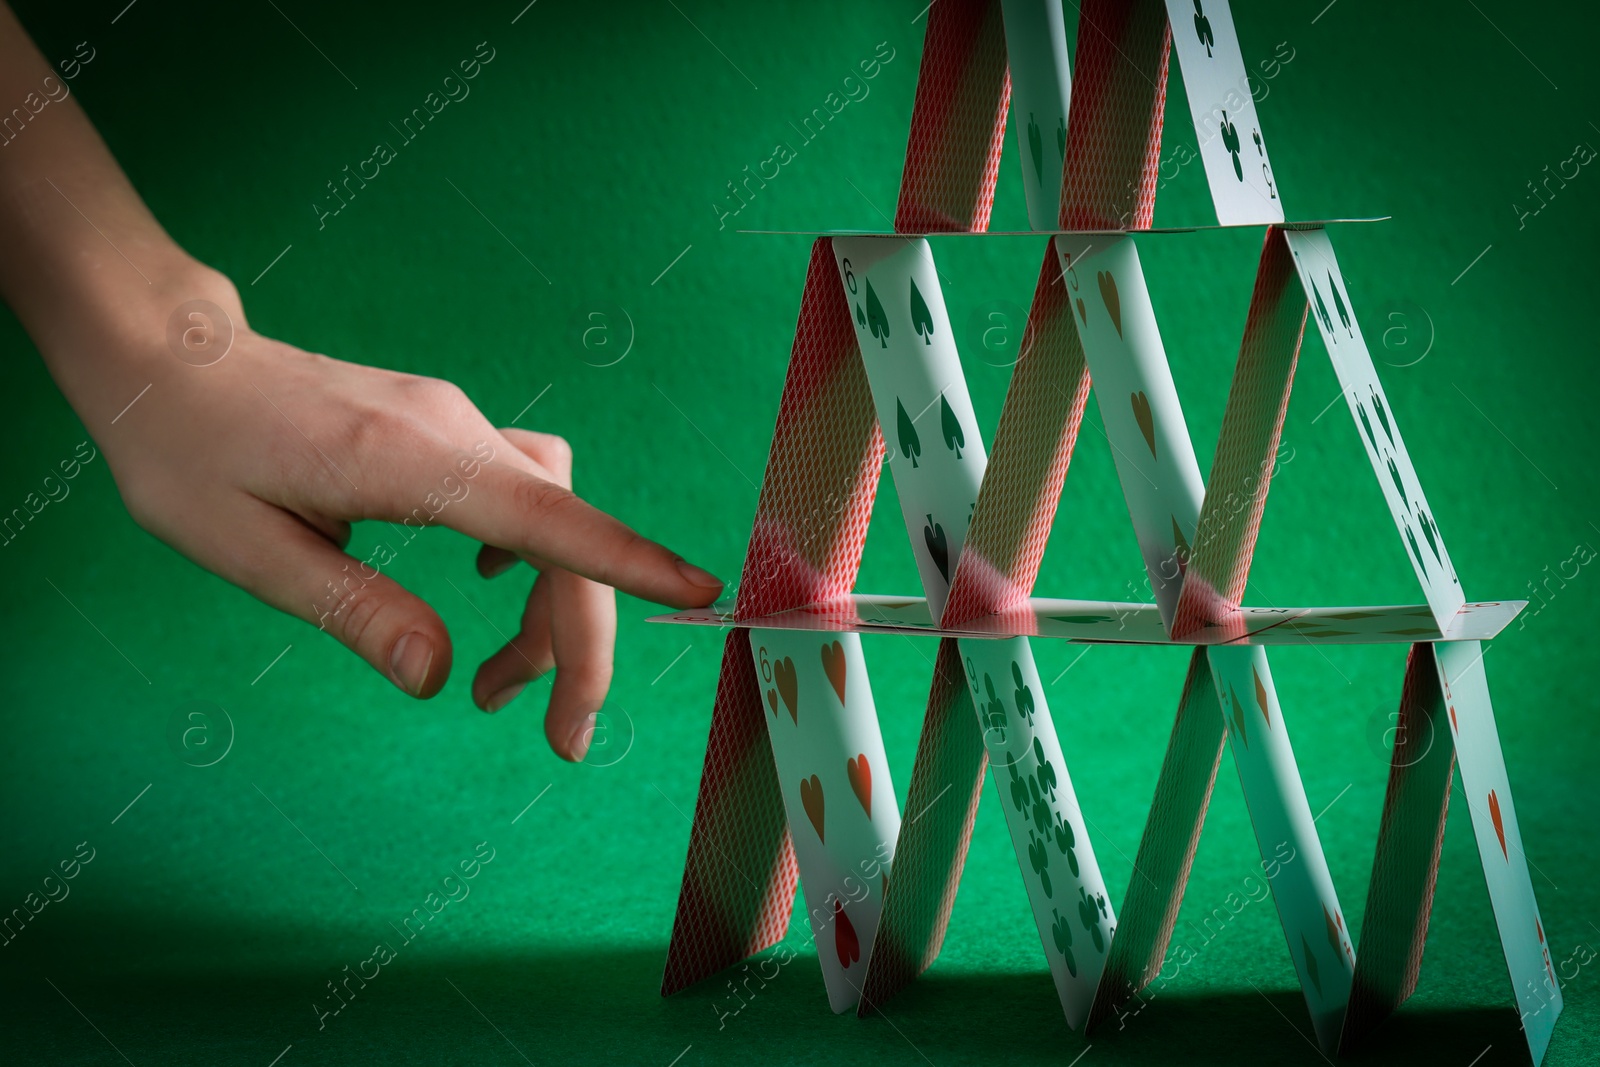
389, 632, 433, 696
484, 683, 525, 713
675, 558, 724, 590
566, 711, 599, 762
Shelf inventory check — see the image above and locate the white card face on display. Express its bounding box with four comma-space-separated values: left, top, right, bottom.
1206, 645, 1354, 1046
1164, 0, 1285, 225
832, 237, 987, 621
748, 628, 901, 1012
958, 635, 1112, 1028
1001, 0, 1073, 230
1280, 228, 1465, 630
1435, 641, 1563, 1062
1054, 234, 1206, 629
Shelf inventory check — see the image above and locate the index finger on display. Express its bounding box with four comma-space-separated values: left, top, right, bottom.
438, 461, 724, 609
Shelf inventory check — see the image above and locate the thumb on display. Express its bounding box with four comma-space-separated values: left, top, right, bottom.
210, 500, 454, 696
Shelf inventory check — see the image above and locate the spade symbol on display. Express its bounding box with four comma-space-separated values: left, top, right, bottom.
1418, 507, 1441, 563
1311, 279, 1334, 333
909, 277, 934, 345
1371, 388, 1394, 445
855, 303, 865, 327
1327, 272, 1353, 335
1219, 111, 1243, 180
1193, 1, 1214, 56
940, 394, 965, 457
924, 514, 949, 580
864, 279, 890, 348
1387, 455, 1407, 507
896, 398, 922, 468
1405, 521, 1429, 578
1357, 401, 1378, 452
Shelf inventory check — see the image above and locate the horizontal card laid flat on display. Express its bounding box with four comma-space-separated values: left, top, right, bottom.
735, 218, 1390, 237
651, 595, 1525, 645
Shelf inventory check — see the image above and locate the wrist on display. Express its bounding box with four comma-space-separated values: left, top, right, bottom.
36, 254, 246, 424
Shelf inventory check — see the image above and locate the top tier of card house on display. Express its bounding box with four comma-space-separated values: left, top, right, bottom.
735, 217, 1392, 237
651, 595, 1525, 646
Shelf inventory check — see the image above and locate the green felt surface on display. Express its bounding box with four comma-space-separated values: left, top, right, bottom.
1, 1, 1596, 1064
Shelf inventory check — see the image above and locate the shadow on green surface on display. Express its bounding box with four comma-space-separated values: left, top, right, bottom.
0, 909, 1534, 1066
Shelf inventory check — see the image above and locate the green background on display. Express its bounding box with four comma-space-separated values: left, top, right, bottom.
2, 1, 1596, 1064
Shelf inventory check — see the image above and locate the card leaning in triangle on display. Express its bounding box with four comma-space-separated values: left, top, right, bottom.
653, 1, 1561, 1062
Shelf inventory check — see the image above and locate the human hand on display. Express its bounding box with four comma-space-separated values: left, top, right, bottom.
0, 4, 727, 760
60, 273, 722, 761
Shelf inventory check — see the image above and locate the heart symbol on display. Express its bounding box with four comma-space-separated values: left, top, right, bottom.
1130, 391, 1156, 458
1075, 296, 1086, 325
773, 657, 798, 724
1097, 270, 1122, 337
834, 899, 860, 967
766, 688, 777, 716
847, 755, 872, 818
820, 640, 847, 705
1488, 789, 1507, 860
800, 774, 825, 843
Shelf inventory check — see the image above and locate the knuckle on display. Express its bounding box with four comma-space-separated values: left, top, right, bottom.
513, 474, 579, 522
334, 581, 389, 649
536, 433, 573, 474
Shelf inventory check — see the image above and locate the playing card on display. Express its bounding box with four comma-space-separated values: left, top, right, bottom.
895, 0, 1011, 233
666, 237, 892, 1005
858, 637, 988, 1013
1281, 227, 1465, 631
1340, 642, 1455, 1049
1059, 0, 1171, 229
1054, 233, 1205, 628
749, 628, 902, 1012
1088, 647, 1226, 1030
737, 237, 885, 620
1173, 227, 1306, 638
960, 635, 1115, 1028
1207, 645, 1355, 1048
1434, 641, 1563, 1063
832, 237, 987, 619
1163, 0, 1285, 224
944, 240, 1092, 627
1000, 0, 1073, 230
655, 597, 1526, 648
661, 630, 798, 996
